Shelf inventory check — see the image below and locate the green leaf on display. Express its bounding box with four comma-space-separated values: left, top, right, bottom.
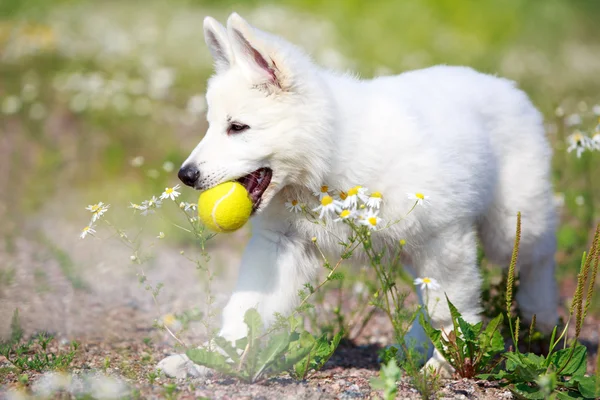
555, 390, 584, 399
504, 352, 546, 382
370, 358, 401, 400
512, 383, 545, 399
477, 370, 515, 381
186, 348, 236, 376
244, 308, 263, 344
504, 351, 522, 372
482, 314, 504, 345
253, 332, 291, 382
457, 317, 476, 343
292, 332, 342, 379
286, 332, 317, 379
576, 375, 598, 398
288, 315, 303, 333
419, 312, 447, 359
518, 353, 547, 381
478, 319, 505, 372
551, 345, 587, 377
445, 295, 462, 332
213, 336, 241, 363
548, 325, 558, 354
235, 337, 248, 351
328, 272, 344, 281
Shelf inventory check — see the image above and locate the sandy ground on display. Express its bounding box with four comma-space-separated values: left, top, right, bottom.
0, 199, 598, 399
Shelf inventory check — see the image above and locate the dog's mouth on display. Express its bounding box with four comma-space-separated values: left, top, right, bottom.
237, 167, 273, 211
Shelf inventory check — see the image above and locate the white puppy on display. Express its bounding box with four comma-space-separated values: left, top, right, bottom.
159, 13, 558, 378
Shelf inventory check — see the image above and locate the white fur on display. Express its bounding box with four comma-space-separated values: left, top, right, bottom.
159, 13, 559, 378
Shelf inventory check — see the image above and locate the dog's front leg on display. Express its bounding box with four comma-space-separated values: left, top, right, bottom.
220, 227, 319, 341
158, 226, 318, 378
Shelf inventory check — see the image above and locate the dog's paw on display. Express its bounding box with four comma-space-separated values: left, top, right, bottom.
157, 354, 212, 379
422, 353, 454, 379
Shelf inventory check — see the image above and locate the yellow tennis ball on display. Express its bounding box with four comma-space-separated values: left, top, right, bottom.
198, 181, 253, 233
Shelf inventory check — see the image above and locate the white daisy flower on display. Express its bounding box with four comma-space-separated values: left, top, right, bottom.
359, 209, 381, 230
335, 190, 348, 202
160, 184, 181, 201
80, 224, 96, 239
157, 232, 165, 239
407, 192, 430, 206
140, 196, 162, 216
313, 185, 330, 200
146, 196, 162, 208
591, 132, 600, 151
567, 131, 591, 158
184, 202, 197, 212
334, 209, 355, 222
129, 202, 143, 210
140, 208, 154, 216
414, 277, 441, 291
343, 186, 369, 209
366, 192, 383, 209
312, 195, 342, 219
285, 200, 302, 213
85, 202, 110, 222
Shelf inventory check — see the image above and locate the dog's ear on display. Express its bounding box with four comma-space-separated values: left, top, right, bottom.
226, 13, 281, 89
204, 16, 232, 73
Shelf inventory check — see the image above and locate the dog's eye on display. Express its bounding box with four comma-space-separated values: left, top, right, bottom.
228, 122, 250, 134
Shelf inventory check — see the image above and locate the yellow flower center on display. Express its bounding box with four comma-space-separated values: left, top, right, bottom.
339, 191, 348, 200
90, 204, 100, 212
371, 192, 382, 199
422, 277, 431, 284
348, 187, 358, 196
340, 210, 351, 218
368, 217, 377, 226
165, 188, 174, 194
415, 193, 425, 200
321, 196, 333, 206
83, 226, 90, 232
291, 200, 298, 206
400, 239, 406, 246
320, 185, 329, 193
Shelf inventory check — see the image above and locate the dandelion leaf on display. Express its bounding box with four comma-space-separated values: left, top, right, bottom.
213, 336, 241, 363
186, 348, 236, 375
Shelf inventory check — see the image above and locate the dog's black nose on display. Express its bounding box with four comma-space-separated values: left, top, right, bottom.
178, 165, 200, 187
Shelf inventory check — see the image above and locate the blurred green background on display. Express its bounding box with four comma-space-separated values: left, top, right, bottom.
1, 0, 600, 290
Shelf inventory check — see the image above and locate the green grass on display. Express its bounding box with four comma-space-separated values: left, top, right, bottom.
0, 310, 79, 373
